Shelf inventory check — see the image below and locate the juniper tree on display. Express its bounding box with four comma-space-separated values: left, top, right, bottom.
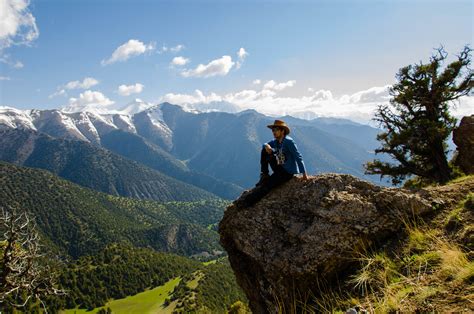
0, 208, 64, 310
365, 46, 473, 185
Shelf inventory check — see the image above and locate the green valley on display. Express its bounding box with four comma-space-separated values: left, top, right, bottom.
0, 161, 227, 258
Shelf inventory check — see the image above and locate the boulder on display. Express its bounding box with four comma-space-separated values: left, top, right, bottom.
453, 115, 474, 174
219, 174, 435, 313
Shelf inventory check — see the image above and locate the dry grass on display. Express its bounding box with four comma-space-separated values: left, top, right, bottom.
268, 181, 474, 313
314, 209, 473, 312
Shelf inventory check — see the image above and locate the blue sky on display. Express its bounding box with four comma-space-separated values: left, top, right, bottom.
1, 0, 473, 123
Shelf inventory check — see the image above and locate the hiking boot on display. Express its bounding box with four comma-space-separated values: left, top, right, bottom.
255, 172, 270, 187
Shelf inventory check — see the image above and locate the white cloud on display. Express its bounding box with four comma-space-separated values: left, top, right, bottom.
13, 60, 23, 68
0, 0, 39, 50
170, 44, 185, 53
236, 47, 248, 69
64, 77, 99, 90
0, 54, 23, 68
158, 84, 400, 124
49, 77, 99, 98
310, 90, 333, 101
347, 85, 391, 103
237, 47, 248, 60
0, 76, 11, 80
181, 55, 235, 78
159, 84, 474, 125
263, 80, 296, 91
159, 44, 185, 54
117, 83, 144, 96
68, 90, 114, 109
253, 79, 261, 85
101, 39, 155, 66
162, 89, 223, 105
171, 56, 190, 66
48, 89, 66, 98
453, 96, 474, 119
0, 0, 38, 68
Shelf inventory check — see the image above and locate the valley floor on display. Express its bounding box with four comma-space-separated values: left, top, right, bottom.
61, 277, 181, 314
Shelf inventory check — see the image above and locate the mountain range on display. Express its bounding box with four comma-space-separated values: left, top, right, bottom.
0, 128, 220, 201
0, 102, 388, 194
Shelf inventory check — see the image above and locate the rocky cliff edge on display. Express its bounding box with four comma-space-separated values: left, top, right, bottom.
219, 174, 473, 313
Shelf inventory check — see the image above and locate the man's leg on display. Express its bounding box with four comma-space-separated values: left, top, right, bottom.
257, 148, 273, 186
240, 167, 293, 207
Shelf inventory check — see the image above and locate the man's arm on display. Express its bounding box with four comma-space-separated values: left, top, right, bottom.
263, 140, 276, 154
286, 139, 308, 179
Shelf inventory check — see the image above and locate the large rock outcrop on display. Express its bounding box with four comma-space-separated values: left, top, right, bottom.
219, 174, 437, 313
453, 115, 474, 174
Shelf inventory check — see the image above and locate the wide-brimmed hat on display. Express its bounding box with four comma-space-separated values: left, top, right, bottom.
267, 119, 290, 135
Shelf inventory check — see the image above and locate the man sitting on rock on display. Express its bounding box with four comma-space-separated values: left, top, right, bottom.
236, 119, 308, 207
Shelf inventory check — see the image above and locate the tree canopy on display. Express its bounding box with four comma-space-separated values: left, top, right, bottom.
365, 46, 473, 185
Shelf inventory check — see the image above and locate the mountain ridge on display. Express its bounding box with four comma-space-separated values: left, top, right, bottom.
0, 103, 388, 188
0, 128, 218, 202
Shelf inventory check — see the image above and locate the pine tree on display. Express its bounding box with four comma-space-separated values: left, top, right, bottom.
365, 46, 473, 185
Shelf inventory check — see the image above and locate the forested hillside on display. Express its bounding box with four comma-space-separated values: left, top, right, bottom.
50, 244, 202, 311
0, 129, 217, 201
0, 161, 227, 258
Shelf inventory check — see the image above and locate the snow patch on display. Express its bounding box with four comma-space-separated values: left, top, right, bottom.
0, 107, 36, 130
146, 110, 173, 138
111, 114, 137, 133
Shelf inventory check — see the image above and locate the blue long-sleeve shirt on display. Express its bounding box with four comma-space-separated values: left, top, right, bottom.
263, 136, 307, 174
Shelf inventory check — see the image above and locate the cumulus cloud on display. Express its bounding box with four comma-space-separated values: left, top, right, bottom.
0, 0, 39, 67
310, 90, 333, 101
162, 89, 223, 105
68, 90, 114, 109
49, 77, 99, 98
347, 85, 391, 103
158, 84, 400, 124
181, 55, 235, 78
101, 39, 155, 66
160, 83, 474, 124
253, 79, 261, 85
161, 85, 474, 125
117, 83, 144, 96
65, 77, 99, 90
171, 56, 190, 66
263, 80, 296, 91
0, 0, 39, 49
236, 47, 248, 69
452, 96, 474, 119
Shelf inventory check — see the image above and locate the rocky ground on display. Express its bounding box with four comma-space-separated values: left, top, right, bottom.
219, 174, 474, 313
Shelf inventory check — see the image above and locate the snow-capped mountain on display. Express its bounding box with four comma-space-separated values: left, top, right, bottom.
0, 104, 169, 146
60, 98, 242, 116
0, 106, 37, 130
0, 102, 389, 188
61, 98, 155, 115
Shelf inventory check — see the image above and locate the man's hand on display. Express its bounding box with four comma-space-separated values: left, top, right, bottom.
264, 144, 273, 154
302, 173, 308, 180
